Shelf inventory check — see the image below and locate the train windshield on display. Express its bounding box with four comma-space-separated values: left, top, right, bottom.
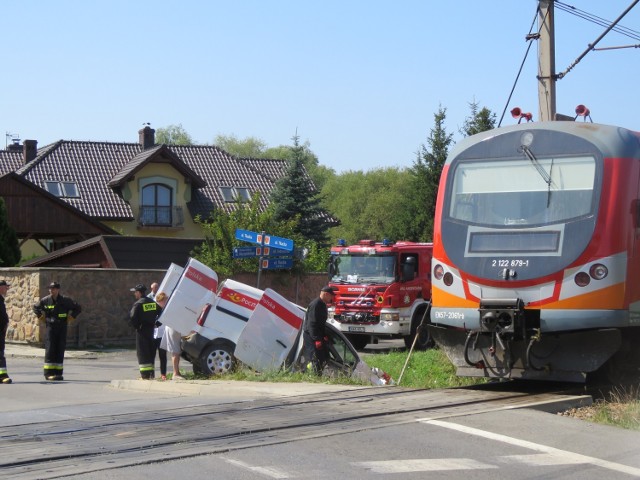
329, 255, 396, 284
449, 155, 596, 226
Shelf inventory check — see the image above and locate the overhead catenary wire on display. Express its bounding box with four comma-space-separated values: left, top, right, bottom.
497, 9, 539, 127
499, 1, 640, 125
558, 0, 640, 79
555, 1, 640, 41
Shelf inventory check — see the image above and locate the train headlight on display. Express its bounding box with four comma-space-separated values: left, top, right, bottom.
574, 272, 591, 287
434, 264, 444, 280
443, 272, 454, 286
589, 263, 608, 280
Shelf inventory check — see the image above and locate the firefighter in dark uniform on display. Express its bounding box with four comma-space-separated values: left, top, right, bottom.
303, 286, 336, 375
33, 281, 82, 381
0, 280, 12, 384
129, 284, 160, 380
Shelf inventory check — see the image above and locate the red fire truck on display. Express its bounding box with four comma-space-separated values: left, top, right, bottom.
326, 239, 433, 350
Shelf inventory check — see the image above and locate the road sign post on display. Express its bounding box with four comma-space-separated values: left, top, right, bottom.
234, 229, 294, 289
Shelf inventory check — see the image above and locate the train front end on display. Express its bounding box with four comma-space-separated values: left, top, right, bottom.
429, 122, 640, 382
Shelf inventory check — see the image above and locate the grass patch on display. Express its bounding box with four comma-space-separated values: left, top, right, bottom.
362, 348, 486, 389
182, 366, 369, 386
566, 385, 640, 431
179, 347, 485, 389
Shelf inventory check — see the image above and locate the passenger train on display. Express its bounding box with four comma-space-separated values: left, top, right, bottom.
429, 118, 640, 382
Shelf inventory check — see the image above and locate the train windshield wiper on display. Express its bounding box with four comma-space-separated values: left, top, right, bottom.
522, 145, 555, 207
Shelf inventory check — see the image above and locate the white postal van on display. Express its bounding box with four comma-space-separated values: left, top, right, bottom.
158, 259, 263, 375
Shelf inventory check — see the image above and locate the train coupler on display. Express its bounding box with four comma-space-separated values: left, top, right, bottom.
479, 298, 525, 339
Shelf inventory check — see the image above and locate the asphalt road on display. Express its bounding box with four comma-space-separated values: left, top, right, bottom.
2, 345, 640, 480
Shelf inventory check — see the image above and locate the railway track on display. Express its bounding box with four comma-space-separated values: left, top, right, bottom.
0, 384, 590, 479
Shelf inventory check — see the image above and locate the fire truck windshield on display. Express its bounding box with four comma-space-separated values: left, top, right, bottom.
330, 255, 396, 284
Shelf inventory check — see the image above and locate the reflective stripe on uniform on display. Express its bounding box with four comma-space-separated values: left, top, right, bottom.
139, 364, 154, 372
44, 363, 64, 371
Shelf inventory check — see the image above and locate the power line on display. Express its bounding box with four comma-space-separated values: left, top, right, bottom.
498, 9, 539, 127
557, 0, 640, 79
555, 1, 640, 41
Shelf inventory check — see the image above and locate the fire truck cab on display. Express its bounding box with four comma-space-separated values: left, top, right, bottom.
326, 239, 433, 350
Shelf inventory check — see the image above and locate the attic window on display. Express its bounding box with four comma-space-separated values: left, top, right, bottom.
220, 186, 251, 203
45, 181, 80, 198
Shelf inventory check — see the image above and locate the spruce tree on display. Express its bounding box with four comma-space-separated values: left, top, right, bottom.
0, 197, 21, 266
270, 135, 332, 246
461, 100, 496, 137
407, 106, 454, 241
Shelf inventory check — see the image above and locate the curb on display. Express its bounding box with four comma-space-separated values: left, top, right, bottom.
109, 379, 370, 398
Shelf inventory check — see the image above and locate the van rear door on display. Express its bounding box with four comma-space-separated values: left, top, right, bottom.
158, 258, 218, 335
234, 288, 304, 371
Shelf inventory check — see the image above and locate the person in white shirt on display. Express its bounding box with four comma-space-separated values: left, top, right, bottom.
155, 292, 184, 381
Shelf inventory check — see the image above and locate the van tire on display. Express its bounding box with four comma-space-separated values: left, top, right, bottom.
198, 339, 236, 376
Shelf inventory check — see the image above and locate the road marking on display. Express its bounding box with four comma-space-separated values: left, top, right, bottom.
422, 419, 640, 477
500, 453, 588, 466
223, 458, 291, 479
354, 458, 497, 473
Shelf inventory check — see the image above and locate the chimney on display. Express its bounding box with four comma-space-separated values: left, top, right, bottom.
7, 139, 22, 152
23, 139, 38, 164
138, 125, 155, 149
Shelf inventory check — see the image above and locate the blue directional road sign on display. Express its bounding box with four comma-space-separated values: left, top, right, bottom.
263, 234, 294, 252
261, 257, 294, 270
235, 229, 294, 252
235, 229, 262, 245
262, 246, 291, 256
232, 246, 261, 258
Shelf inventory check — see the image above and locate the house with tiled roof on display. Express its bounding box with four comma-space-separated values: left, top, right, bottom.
0, 126, 308, 264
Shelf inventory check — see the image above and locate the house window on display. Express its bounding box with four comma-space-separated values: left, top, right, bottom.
141, 183, 172, 225
220, 186, 251, 203
45, 181, 80, 198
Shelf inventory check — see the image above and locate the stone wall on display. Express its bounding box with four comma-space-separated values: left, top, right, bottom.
0, 267, 328, 348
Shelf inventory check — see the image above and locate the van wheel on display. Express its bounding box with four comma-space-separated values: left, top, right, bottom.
198, 340, 236, 375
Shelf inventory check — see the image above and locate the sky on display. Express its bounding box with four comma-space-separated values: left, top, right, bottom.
2, 1, 640, 173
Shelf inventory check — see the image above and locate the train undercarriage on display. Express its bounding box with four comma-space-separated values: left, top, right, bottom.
429, 299, 640, 383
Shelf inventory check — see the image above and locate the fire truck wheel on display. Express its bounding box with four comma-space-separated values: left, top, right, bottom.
198, 340, 236, 376
404, 309, 434, 351
346, 334, 369, 351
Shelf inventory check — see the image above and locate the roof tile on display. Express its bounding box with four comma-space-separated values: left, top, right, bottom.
3, 139, 295, 221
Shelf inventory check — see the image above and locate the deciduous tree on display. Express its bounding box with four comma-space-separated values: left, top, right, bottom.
156, 124, 193, 145
323, 167, 412, 244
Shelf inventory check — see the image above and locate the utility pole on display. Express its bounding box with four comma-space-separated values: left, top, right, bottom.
537, 0, 557, 121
